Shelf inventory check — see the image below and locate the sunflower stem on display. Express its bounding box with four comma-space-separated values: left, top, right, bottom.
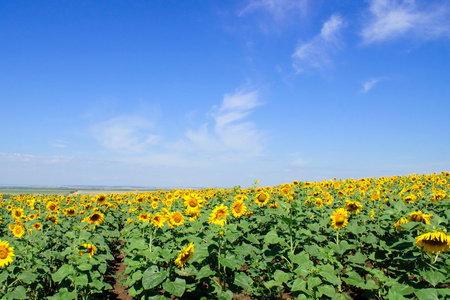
336, 230, 340, 246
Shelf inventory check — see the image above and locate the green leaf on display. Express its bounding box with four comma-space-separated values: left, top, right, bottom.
389, 282, 415, 296
264, 230, 281, 245
291, 278, 308, 293
75, 274, 89, 286
246, 234, 260, 245
162, 277, 186, 298
264, 280, 280, 289
219, 256, 239, 270
196, 265, 216, 280
307, 276, 322, 290
387, 290, 408, 300
274, 270, 291, 284
348, 251, 368, 265
77, 263, 92, 271
415, 288, 439, 300
318, 264, 341, 285
318, 284, 336, 298
420, 270, 446, 287
217, 289, 233, 300
234, 272, 253, 291
6, 286, 27, 300
52, 264, 73, 283
17, 271, 38, 284
142, 266, 167, 290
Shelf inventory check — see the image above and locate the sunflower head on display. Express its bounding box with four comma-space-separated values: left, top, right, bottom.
175, 242, 194, 268
0, 239, 15, 268
83, 212, 105, 226
344, 200, 363, 214
415, 231, 450, 254
209, 204, 228, 226
151, 213, 165, 228
231, 201, 247, 218
78, 243, 97, 258
169, 212, 184, 227
330, 208, 349, 230
12, 225, 26, 238
408, 211, 433, 225
254, 192, 270, 206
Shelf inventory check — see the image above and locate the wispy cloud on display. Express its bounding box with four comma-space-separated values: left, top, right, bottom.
292, 14, 346, 73
360, 77, 386, 93
90, 116, 160, 154
0, 152, 73, 164
239, 0, 308, 20
361, 0, 450, 44
186, 89, 265, 158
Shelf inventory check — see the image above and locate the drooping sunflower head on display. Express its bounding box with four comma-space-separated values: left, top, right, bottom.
0, 239, 15, 268
231, 201, 247, 218
330, 208, 349, 230
174, 242, 194, 268
137, 213, 152, 222
151, 213, 165, 228
83, 212, 105, 226
32, 223, 42, 230
415, 231, 450, 254
78, 243, 97, 258
344, 200, 363, 214
46, 214, 59, 225
394, 217, 409, 231
408, 211, 433, 225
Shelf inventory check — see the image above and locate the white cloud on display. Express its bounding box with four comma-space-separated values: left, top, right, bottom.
186, 89, 265, 158
360, 77, 386, 93
292, 14, 346, 72
90, 116, 160, 154
239, 0, 308, 20
361, 0, 450, 44
0, 152, 73, 164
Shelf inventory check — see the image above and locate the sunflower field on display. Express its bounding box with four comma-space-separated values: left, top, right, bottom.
1, 172, 450, 299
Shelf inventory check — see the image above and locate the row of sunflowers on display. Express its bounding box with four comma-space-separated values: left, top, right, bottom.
1, 172, 449, 299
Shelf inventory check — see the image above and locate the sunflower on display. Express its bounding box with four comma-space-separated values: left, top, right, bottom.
231, 201, 247, 218
151, 213, 165, 228
0, 239, 15, 267
209, 204, 229, 226
46, 214, 59, 225
82, 212, 104, 226
11, 208, 24, 219
12, 225, 25, 238
254, 192, 270, 206
78, 243, 97, 258
150, 201, 159, 210
46, 201, 59, 213
415, 231, 450, 254
183, 195, 203, 215
408, 211, 433, 225
174, 242, 194, 268
32, 223, 42, 230
169, 212, 184, 227
64, 207, 77, 217
330, 208, 349, 230
394, 217, 409, 231
137, 213, 152, 222
28, 213, 37, 221
345, 200, 363, 214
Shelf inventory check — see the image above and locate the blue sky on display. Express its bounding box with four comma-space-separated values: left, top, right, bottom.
1, 0, 450, 188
